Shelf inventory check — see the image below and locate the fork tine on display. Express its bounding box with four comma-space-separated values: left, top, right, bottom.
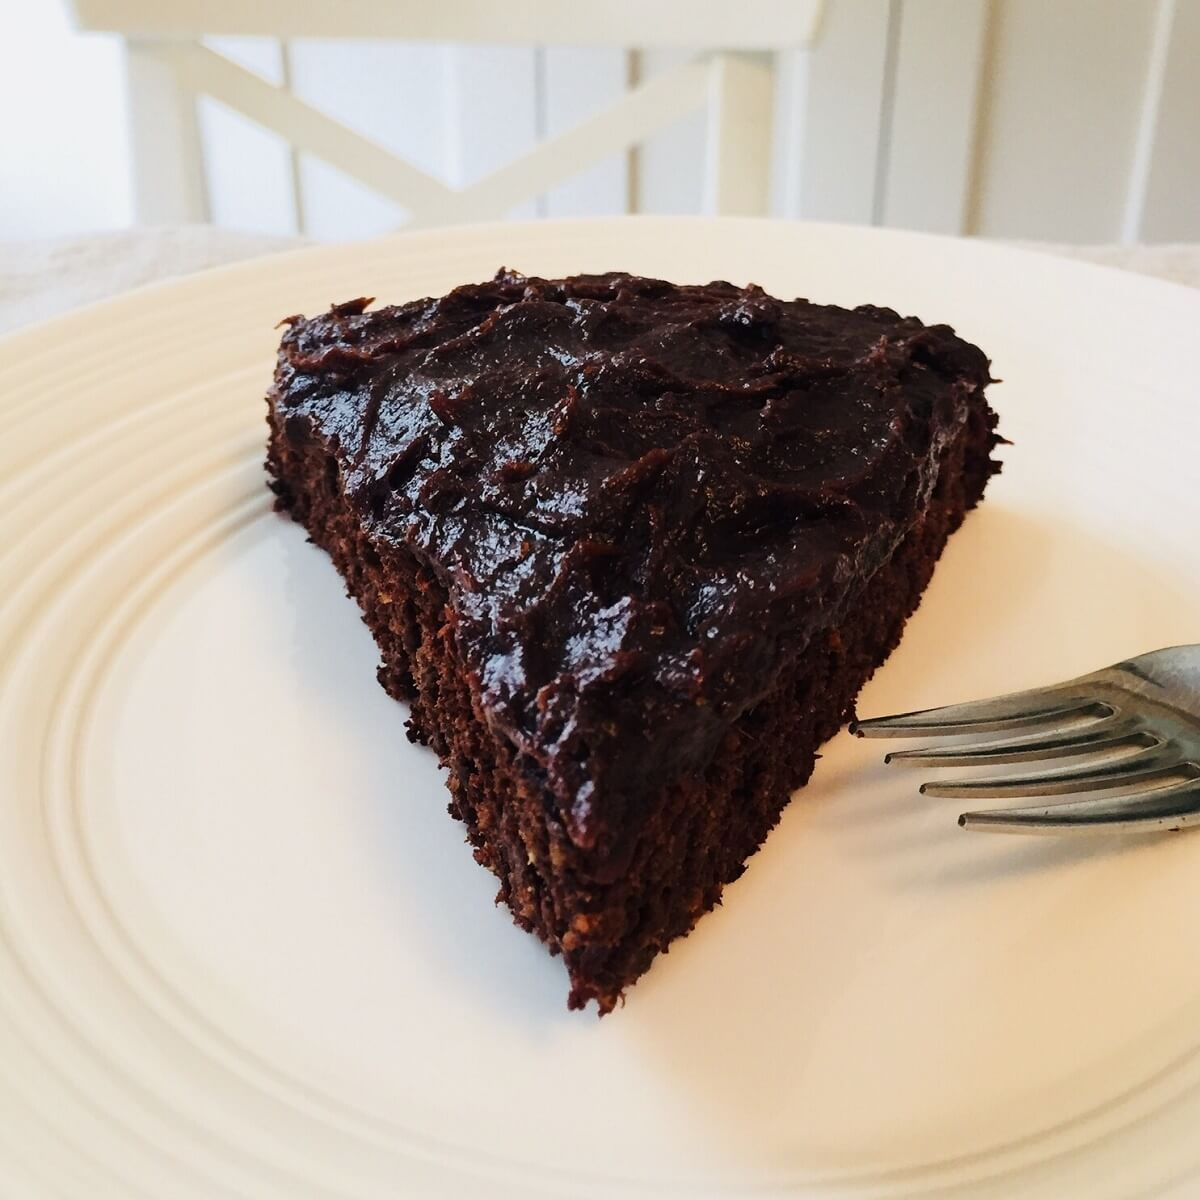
959, 780, 1200, 834
884, 718, 1153, 767
850, 689, 1109, 739
918, 749, 1189, 800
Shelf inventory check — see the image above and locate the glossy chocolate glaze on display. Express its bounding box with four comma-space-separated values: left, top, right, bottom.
271, 270, 995, 861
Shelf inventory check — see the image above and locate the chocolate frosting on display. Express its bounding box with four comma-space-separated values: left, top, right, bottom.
272, 270, 993, 862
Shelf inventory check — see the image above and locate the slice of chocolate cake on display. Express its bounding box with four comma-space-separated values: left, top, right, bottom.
267, 270, 1000, 1012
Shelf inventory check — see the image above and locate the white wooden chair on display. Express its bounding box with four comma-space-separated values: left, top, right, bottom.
66, 0, 824, 232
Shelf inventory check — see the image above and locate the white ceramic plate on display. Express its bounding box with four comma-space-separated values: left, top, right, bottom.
2, 217, 1199, 1200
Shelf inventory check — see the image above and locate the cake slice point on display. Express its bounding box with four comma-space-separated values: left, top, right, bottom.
266, 270, 1000, 1012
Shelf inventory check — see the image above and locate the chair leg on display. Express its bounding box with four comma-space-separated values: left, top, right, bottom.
124, 38, 209, 225
703, 51, 774, 216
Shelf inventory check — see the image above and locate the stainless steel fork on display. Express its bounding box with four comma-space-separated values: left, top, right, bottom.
851, 645, 1200, 834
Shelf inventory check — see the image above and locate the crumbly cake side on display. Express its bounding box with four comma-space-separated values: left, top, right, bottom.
266, 270, 1000, 1011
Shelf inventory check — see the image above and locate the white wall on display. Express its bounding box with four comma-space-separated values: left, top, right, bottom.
0, 0, 131, 237
2, 0, 1197, 245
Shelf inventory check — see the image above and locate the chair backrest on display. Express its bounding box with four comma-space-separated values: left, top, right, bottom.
67, 0, 825, 232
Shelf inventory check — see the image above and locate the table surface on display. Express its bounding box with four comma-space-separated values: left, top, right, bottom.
2, 225, 1199, 338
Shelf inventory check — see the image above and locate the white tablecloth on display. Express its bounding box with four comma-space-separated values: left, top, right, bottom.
2, 225, 1199, 338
